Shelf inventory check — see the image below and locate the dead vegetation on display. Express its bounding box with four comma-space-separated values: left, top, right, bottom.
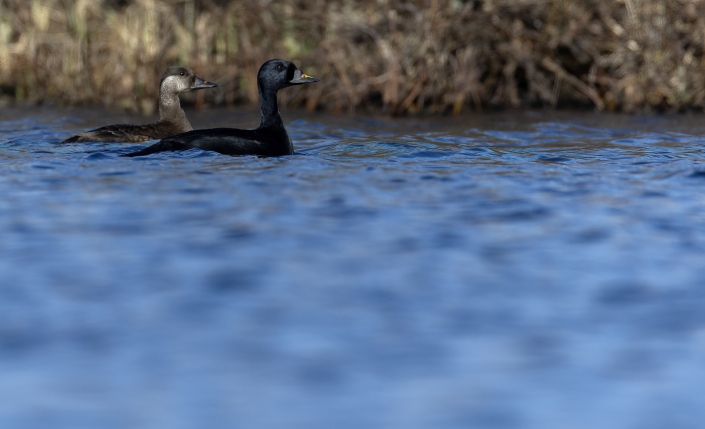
0, 0, 703, 114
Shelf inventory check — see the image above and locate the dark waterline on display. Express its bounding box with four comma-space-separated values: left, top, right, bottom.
2, 106, 705, 429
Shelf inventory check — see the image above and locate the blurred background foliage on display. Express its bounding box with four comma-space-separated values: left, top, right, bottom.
0, 0, 703, 114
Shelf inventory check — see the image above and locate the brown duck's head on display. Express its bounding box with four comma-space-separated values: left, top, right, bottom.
159, 66, 219, 95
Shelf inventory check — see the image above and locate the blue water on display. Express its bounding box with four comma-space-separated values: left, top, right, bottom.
2, 107, 705, 428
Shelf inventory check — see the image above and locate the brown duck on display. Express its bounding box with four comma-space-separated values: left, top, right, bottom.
61, 66, 218, 143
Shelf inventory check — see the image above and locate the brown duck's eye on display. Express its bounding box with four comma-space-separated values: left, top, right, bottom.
180, 71, 185, 76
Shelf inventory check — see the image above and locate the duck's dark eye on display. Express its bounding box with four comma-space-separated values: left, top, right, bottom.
276, 64, 285, 71
180, 71, 185, 76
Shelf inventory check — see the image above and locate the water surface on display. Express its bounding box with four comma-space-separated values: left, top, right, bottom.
2, 106, 705, 429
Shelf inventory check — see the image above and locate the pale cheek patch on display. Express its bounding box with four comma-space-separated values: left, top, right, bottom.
161, 75, 188, 93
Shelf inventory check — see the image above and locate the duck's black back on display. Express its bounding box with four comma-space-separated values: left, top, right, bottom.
123, 126, 293, 157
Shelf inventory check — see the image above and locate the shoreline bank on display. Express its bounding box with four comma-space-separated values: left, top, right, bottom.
0, 0, 702, 114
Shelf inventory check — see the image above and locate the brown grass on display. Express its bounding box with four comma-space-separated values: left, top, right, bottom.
0, 0, 703, 114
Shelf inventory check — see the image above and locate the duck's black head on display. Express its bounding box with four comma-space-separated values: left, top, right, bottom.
257, 59, 320, 93
159, 66, 219, 95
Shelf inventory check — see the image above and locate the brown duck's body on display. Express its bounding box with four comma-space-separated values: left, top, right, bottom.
61, 120, 193, 143
61, 66, 218, 144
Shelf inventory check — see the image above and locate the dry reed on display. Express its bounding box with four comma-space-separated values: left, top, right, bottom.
0, 0, 703, 114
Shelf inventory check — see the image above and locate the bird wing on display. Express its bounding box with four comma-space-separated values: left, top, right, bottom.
122, 128, 282, 157
61, 123, 181, 144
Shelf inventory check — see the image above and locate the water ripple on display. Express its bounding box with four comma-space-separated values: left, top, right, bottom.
1, 108, 705, 429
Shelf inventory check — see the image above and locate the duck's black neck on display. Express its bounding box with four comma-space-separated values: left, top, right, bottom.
258, 88, 283, 129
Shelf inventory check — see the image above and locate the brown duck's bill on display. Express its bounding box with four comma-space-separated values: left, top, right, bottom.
190, 76, 220, 90
290, 69, 320, 84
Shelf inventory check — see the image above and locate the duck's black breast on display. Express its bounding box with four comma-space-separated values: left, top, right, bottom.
61, 121, 189, 144
123, 127, 293, 157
